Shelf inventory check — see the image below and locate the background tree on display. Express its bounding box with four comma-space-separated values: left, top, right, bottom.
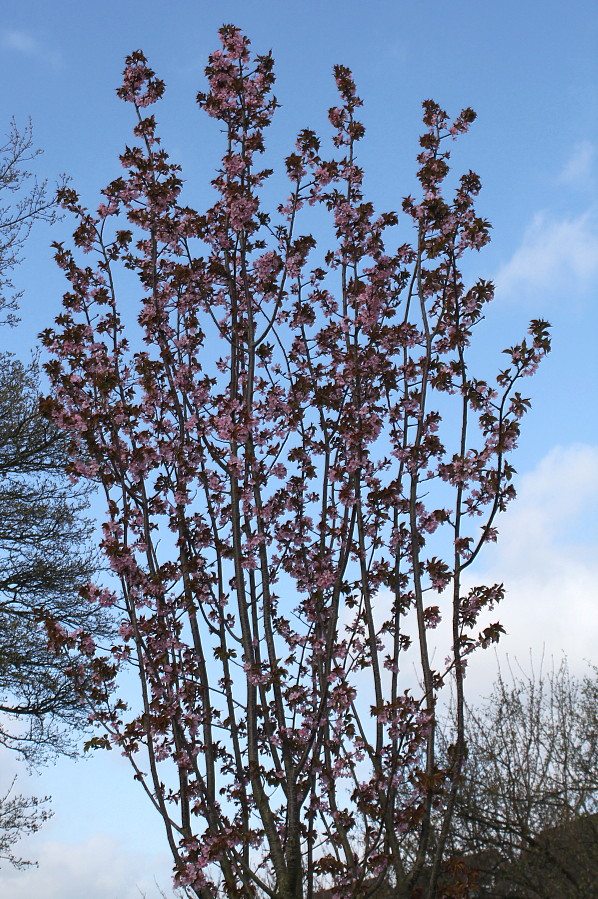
0, 779, 50, 870
0, 352, 100, 763
42, 27, 550, 899
447, 659, 598, 898
0, 119, 60, 323
0, 119, 101, 866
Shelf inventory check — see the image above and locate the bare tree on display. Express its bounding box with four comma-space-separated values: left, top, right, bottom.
0, 352, 101, 764
0, 119, 101, 867
0, 779, 51, 869
0, 118, 64, 324
449, 659, 598, 897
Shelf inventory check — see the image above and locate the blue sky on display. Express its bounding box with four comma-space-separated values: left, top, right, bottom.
0, 2, 596, 896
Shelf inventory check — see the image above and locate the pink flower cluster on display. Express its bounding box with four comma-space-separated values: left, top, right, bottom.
41, 25, 550, 898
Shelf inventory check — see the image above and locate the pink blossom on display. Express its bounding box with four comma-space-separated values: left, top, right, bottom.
42, 35, 550, 897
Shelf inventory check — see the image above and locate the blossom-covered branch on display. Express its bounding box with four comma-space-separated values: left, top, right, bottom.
41, 25, 550, 899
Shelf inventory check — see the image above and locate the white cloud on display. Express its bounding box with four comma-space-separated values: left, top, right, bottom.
465, 443, 598, 694
494, 209, 598, 299
0, 833, 178, 899
343, 444, 598, 704
2, 30, 37, 55
1, 30, 61, 67
558, 140, 596, 188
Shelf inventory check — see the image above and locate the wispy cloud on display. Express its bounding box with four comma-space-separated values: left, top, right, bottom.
494, 208, 598, 299
1, 29, 61, 68
558, 140, 596, 188
346, 444, 598, 701
465, 443, 598, 695
495, 139, 598, 301
0, 833, 177, 899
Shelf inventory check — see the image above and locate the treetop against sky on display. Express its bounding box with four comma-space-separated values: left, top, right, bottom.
0, 4, 596, 897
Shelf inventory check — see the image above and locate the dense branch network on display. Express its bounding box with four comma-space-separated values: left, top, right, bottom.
41, 26, 550, 899
0, 119, 64, 324
0, 118, 101, 868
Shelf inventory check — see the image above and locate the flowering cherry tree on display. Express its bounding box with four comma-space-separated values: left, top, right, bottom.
41, 26, 550, 899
